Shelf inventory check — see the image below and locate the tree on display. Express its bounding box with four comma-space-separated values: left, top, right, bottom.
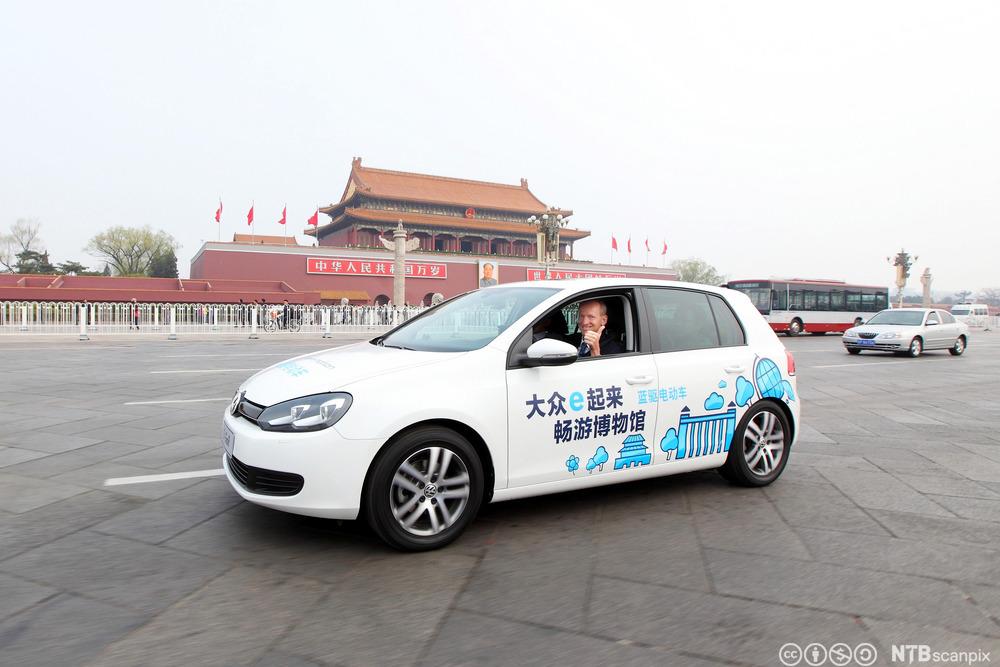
85, 226, 179, 276
148, 248, 178, 278
1, 218, 44, 273
16, 249, 55, 274
669, 258, 725, 285
977, 287, 1000, 307
55, 260, 89, 275
954, 290, 973, 303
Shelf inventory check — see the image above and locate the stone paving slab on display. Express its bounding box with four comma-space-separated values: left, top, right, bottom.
2, 334, 1000, 664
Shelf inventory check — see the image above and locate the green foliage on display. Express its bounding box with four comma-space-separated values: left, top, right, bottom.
85, 226, 179, 276
16, 250, 55, 274
1, 218, 44, 273
148, 249, 178, 278
669, 258, 725, 286
55, 260, 89, 275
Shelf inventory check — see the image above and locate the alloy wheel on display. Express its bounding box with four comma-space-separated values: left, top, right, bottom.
743, 410, 785, 477
390, 446, 471, 537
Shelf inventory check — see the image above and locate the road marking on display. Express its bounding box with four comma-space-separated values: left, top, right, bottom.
150, 368, 260, 374
104, 469, 225, 486
812, 359, 952, 369
124, 398, 231, 405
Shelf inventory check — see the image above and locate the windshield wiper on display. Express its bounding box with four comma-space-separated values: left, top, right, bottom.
380, 343, 415, 351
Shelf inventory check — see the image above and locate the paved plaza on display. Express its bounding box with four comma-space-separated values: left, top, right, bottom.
1, 332, 999, 666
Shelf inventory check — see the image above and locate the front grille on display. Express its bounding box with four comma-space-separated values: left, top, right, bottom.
858, 332, 878, 339
237, 398, 265, 424
227, 455, 304, 496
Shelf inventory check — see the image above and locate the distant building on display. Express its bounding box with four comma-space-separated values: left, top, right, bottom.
191, 158, 677, 305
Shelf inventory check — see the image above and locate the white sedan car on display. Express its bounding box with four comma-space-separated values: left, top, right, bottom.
222, 279, 800, 550
842, 307, 968, 357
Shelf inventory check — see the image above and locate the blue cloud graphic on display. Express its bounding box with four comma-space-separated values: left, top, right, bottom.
704, 392, 725, 411
718, 380, 727, 389
780, 380, 796, 402
586, 457, 597, 472
735, 376, 755, 406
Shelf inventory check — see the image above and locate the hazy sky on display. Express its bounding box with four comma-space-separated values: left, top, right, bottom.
2, 1, 998, 293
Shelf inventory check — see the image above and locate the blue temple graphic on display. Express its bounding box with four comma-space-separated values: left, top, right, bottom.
614, 434, 652, 470
660, 406, 737, 460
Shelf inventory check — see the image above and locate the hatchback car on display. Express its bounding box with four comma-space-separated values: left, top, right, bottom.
842, 307, 968, 357
222, 279, 800, 550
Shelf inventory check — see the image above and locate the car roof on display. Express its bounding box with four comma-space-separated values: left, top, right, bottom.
497, 277, 730, 296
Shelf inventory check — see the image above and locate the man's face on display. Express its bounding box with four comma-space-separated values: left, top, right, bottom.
578, 301, 607, 333
483, 264, 493, 279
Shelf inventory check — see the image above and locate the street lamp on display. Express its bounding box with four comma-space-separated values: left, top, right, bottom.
528, 210, 568, 280
887, 249, 918, 308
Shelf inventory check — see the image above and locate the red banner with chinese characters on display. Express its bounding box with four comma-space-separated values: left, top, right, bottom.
306, 257, 448, 279
525, 268, 627, 281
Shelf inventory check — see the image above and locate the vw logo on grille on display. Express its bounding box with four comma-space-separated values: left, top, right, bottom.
231, 391, 244, 416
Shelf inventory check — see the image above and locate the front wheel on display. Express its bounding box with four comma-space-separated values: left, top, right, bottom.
847, 348, 861, 355
908, 337, 923, 358
263, 320, 277, 333
949, 336, 966, 356
718, 402, 791, 487
287, 319, 302, 333
365, 427, 484, 551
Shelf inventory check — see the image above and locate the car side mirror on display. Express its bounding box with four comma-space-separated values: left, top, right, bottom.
523, 338, 578, 367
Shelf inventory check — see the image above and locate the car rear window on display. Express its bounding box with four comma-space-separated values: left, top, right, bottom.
709, 295, 746, 347
645, 288, 720, 352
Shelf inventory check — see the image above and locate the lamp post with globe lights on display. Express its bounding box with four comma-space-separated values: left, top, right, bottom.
887, 249, 918, 309
528, 209, 568, 280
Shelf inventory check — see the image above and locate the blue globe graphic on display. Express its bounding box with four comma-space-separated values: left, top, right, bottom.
755, 358, 784, 399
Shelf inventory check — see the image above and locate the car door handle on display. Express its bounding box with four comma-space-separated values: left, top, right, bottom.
625, 375, 655, 385
724, 365, 746, 374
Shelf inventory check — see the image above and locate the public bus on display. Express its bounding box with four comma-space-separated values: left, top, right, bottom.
724, 279, 890, 335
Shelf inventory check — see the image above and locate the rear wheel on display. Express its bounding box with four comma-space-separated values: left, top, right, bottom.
365, 426, 483, 551
908, 337, 923, 358
287, 319, 302, 333
718, 402, 791, 487
787, 319, 803, 336
949, 335, 966, 356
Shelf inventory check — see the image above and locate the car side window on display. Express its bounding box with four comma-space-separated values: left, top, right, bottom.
939, 311, 955, 324
645, 288, 720, 352
709, 295, 746, 347
926, 312, 940, 325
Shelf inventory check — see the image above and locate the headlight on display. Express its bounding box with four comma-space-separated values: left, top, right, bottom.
879, 332, 900, 339
843, 329, 857, 338
257, 392, 353, 432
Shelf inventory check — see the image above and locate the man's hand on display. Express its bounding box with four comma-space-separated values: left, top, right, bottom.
583, 325, 605, 357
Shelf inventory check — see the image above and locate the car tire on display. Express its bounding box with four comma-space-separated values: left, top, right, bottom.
718, 401, 791, 487
787, 319, 803, 336
908, 337, 923, 358
365, 426, 483, 552
847, 348, 861, 355
949, 335, 966, 356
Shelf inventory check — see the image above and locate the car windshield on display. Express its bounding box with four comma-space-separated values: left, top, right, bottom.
951, 307, 970, 315
865, 310, 925, 326
376, 287, 559, 352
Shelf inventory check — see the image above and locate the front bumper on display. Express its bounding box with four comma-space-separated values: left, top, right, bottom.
221, 408, 383, 520
843, 338, 903, 352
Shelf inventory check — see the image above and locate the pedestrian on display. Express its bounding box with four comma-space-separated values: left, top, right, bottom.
131, 298, 140, 330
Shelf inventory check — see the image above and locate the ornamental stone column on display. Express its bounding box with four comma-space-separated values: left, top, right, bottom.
920, 268, 932, 308
381, 221, 420, 306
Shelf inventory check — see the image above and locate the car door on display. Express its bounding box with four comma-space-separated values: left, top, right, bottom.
642, 287, 757, 470
923, 310, 946, 348
506, 289, 659, 488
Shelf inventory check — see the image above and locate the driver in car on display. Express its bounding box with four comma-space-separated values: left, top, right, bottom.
569, 299, 623, 357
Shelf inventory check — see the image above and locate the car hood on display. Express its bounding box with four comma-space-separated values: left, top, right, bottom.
241, 342, 456, 406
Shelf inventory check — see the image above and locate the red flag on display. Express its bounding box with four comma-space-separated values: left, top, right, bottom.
627, 237, 632, 253
307, 209, 319, 226
611, 235, 618, 251
645, 238, 651, 252
661, 241, 668, 255
278, 205, 286, 225
215, 200, 223, 223
247, 204, 254, 226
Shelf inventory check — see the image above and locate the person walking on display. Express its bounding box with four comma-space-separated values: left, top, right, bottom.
131, 298, 141, 330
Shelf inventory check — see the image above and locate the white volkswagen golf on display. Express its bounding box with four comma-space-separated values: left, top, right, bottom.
222, 279, 800, 550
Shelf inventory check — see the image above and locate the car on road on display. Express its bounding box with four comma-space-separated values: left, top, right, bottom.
221, 279, 800, 550
842, 307, 968, 357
